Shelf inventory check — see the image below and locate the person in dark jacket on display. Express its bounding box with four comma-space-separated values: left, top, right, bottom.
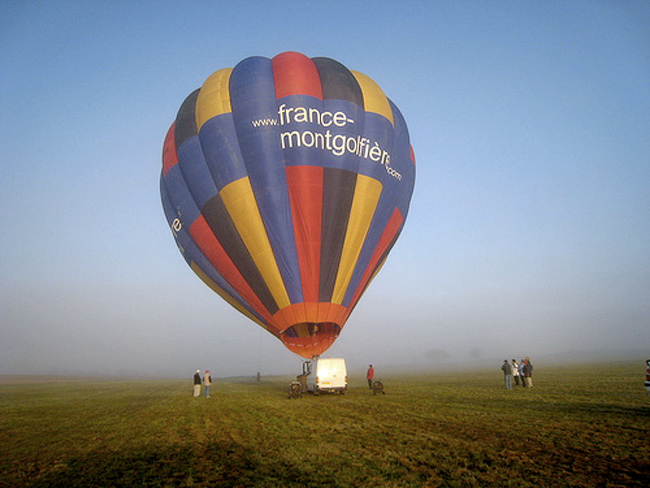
522, 358, 534, 388
193, 370, 202, 397
501, 360, 513, 389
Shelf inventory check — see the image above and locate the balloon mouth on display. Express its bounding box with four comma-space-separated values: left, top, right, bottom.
280, 322, 341, 359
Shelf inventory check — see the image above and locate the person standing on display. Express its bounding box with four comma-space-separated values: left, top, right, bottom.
501, 360, 513, 389
366, 364, 375, 390
512, 359, 520, 386
203, 370, 212, 398
520, 359, 528, 387
523, 357, 534, 388
644, 359, 650, 395
193, 370, 202, 397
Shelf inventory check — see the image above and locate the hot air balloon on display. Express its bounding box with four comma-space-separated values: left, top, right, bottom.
160, 51, 415, 359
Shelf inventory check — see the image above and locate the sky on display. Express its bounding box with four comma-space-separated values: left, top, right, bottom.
1, 1, 649, 379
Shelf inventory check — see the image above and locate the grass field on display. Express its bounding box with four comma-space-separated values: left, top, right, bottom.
1, 361, 648, 487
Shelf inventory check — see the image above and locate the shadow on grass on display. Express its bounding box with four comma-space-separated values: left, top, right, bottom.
25, 440, 336, 488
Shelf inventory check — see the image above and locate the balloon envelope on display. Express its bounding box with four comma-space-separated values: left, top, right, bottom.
161, 52, 415, 358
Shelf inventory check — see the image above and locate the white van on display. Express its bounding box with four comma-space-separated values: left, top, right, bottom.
301, 358, 347, 394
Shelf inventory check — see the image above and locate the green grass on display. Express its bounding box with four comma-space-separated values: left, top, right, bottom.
1, 361, 648, 487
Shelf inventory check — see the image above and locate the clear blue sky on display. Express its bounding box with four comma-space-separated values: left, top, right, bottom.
2, 1, 649, 378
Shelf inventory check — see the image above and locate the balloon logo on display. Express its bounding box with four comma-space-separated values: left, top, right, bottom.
160, 52, 415, 358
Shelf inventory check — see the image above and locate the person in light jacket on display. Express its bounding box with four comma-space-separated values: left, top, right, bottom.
203, 370, 212, 398
512, 359, 521, 386
520, 359, 528, 387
